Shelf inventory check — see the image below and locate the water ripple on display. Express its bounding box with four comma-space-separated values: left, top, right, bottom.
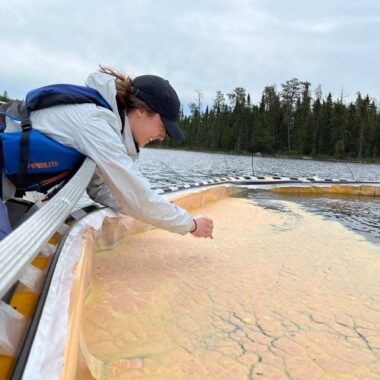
137, 148, 380, 246
137, 148, 380, 188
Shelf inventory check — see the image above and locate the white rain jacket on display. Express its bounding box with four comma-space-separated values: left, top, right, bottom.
3, 72, 193, 234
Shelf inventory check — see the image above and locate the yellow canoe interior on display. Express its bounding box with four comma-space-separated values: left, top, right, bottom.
58, 185, 380, 379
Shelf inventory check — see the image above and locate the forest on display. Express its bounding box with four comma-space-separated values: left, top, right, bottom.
162, 78, 380, 160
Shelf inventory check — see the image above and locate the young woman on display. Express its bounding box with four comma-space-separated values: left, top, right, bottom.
0, 66, 214, 240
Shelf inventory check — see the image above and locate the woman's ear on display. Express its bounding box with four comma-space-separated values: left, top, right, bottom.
136, 108, 145, 118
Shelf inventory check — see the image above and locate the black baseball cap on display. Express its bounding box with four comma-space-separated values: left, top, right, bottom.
132, 75, 185, 141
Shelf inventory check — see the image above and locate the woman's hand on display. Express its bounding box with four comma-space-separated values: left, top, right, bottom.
190, 215, 214, 239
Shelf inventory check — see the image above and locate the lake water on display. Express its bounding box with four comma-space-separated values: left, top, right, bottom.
137, 148, 380, 188
138, 148, 380, 245
249, 191, 380, 246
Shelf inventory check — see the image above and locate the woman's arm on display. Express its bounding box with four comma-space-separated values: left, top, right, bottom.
76, 111, 194, 234
86, 167, 124, 212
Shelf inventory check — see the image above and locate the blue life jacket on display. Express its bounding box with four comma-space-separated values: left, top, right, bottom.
0, 84, 112, 196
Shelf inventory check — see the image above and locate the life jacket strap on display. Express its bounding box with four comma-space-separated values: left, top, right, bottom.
15, 104, 32, 197
0, 139, 3, 199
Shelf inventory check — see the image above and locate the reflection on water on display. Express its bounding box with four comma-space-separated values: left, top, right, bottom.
248, 191, 380, 246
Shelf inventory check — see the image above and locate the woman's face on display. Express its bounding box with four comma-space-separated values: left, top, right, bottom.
128, 109, 166, 147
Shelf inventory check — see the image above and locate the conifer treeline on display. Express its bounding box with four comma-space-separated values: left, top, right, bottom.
0, 91, 9, 103
163, 78, 380, 159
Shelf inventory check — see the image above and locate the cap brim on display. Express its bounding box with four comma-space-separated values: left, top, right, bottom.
161, 116, 185, 141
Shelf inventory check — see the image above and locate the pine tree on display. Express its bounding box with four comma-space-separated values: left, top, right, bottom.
319, 93, 333, 155
0, 90, 10, 103
294, 81, 312, 154
280, 78, 301, 152
311, 85, 323, 155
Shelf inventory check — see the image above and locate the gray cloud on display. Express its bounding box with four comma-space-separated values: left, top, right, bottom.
1, 0, 379, 107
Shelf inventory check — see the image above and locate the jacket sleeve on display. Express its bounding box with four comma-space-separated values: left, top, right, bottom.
86, 167, 124, 213
75, 110, 194, 235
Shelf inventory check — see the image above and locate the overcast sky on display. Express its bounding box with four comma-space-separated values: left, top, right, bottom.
1, 0, 379, 109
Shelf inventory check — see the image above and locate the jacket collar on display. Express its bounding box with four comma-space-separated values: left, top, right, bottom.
123, 115, 139, 158
85, 72, 139, 159
85, 72, 121, 125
